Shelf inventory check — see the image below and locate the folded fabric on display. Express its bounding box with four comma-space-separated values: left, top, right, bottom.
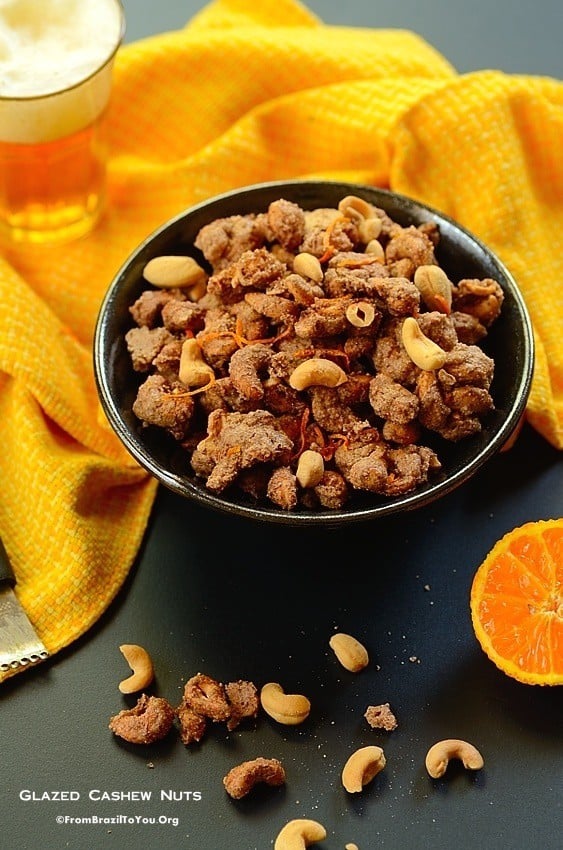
1, 0, 561, 683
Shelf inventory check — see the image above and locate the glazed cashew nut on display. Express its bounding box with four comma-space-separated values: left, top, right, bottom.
293, 252, 324, 283
289, 358, 347, 391
118, 644, 155, 694
260, 682, 311, 725
296, 450, 325, 488
274, 818, 327, 850
341, 745, 386, 793
425, 739, 484, 779
329, 632, 369, 672
414, 264, 452, 313
401, 316, 447, 371
143, 254, 208, 289
179, 338, 215, 388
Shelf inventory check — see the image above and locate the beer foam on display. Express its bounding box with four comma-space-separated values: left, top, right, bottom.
0, 0, 123, 143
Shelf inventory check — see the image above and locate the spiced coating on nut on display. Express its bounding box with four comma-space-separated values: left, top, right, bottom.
225, 680, 260, 731
223, 757, 286, 800
364, 703, 398, 732
176, 701, 208, 745
109, 694, 175, 745
132, 374, 194, 440
182, 673, 231, 722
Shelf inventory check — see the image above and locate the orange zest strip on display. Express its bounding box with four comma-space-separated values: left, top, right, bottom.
198, 324, 290, 350
290, 406, 311, 461
318, 213, 348, 263
308, 423, 326, 448
168, 374, 217, 398
318, 433, 349, 461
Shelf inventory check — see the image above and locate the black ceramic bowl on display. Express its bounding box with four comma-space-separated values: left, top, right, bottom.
94, 180, 534, 526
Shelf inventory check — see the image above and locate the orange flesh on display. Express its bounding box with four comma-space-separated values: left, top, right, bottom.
470, 520, 563, 685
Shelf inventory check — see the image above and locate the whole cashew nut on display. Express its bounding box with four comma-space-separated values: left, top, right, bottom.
413, 264, 452, 314
401, 316, 447, 371
274, 818, 327, 850
143, 255, 208, 289
296, 450, 325, 488
337, 194, 375, 222
289, 358, 347, 391
425, 738, 484, 779
341, 745, 386, 793
179, 338, 215, 388
293, 252, 324, 283
329, 632, 369, 672
260, 682, 311, 725
118, 644, 154, 694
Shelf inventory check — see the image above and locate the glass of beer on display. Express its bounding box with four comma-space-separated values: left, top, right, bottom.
0, 0, 125, 245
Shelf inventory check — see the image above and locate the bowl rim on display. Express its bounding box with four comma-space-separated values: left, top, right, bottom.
94, 179, 535, 526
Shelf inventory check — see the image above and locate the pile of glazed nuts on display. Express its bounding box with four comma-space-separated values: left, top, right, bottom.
109, 636, 484, 849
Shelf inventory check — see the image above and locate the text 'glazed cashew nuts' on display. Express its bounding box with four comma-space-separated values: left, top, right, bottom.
329, 632, 369, 672
341, 745, 386, 793
289, 358, 348, 391
425, 739, 484, 779
274, 818, 327, 850
260, 682, 311, 725
401, 316, 447, 371
118, 644, 154, 694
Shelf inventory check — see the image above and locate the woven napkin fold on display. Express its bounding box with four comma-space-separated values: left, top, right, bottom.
0, 0, 561, 683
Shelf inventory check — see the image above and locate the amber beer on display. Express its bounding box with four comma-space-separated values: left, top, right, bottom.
0, 0, 124, 244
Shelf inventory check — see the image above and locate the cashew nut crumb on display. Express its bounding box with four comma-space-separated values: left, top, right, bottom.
109, 694, 175, 745
223, 757, 286, 800
345, 844, 360, 850
425, 738, 484, 778
225, 679, 260, 731
364, 703, 398, 732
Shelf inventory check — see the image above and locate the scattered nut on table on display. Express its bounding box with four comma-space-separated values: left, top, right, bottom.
425, 738, 484, 778
109, 694, 175, 744
117, 643, 155, 694
260, 682, 311, 725
223, 756, 286, 800
341, 745, 386, 793
176, 673, 259, 744
329, 632, 369, 672
274, 818, 327, 850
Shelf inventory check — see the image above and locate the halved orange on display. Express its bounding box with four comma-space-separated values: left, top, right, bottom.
470, 519, 563, 685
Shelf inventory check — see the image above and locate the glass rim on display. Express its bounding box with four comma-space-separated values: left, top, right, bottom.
0, 0, 125, 103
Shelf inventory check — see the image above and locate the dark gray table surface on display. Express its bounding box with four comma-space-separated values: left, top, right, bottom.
2, 3, 563, 849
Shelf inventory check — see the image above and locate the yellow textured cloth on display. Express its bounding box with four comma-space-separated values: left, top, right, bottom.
1, 0, 562, 683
